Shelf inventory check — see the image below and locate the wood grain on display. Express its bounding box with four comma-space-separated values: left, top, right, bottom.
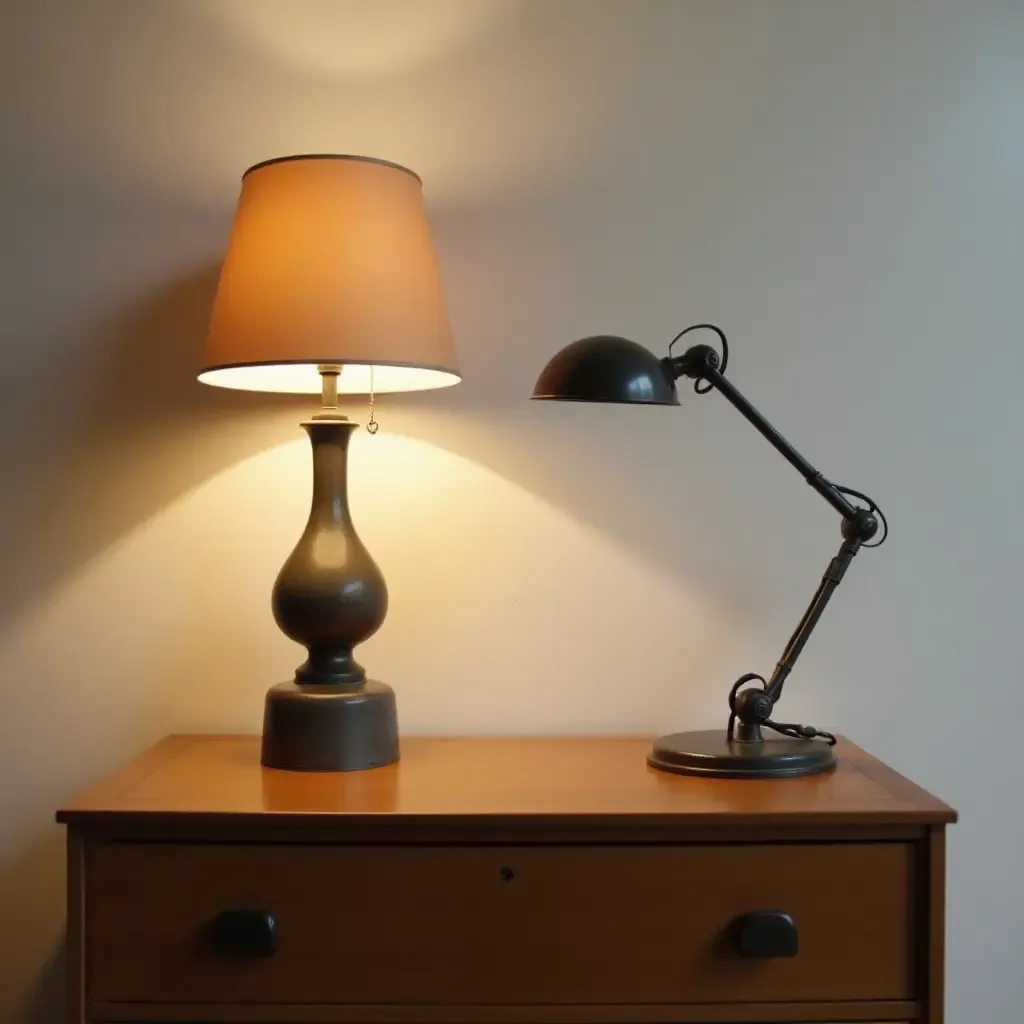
57, 735, 956, 829
60, 734, 954, 1023
925, 824, 947, 1023
77, 817, 928, 845
88, 998, 921, 1022
88, 840, 913, 1007
65, 828, 85, 1024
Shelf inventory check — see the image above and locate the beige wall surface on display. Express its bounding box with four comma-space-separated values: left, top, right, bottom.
1, 0, 1021, 1020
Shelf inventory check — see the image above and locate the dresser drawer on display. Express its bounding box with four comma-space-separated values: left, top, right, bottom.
88, 841, 914, 1006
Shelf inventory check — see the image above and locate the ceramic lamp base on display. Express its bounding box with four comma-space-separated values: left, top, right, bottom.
261, 679, 399, 772
648, 728, 836, 779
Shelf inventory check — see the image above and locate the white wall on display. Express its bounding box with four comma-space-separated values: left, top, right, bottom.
1, 0, 1022, 1019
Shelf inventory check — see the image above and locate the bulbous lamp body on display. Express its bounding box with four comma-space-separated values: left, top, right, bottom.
260, 419, 397, 773
272, 421, 387, 687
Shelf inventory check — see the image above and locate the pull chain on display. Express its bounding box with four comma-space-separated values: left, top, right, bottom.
367, 365, 379, 434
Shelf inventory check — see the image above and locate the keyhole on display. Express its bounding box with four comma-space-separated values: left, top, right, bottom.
500, 866, 515, 882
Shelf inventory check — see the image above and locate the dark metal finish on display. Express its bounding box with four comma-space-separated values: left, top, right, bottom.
762, 532, 864, 704
648, 730, 836, 779
261, 678, 398, 772
667, 325, 730, 395
532, 336, 679, 405
263, 417, 398, 773
211, 910, 277, 957
243, 153, 422, 183
733, 911, 799, 958
671, 350, 860, 520
272, 420, 387, 687
533, 323, 887, 780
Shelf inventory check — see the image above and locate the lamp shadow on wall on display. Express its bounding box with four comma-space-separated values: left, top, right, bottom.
1, 269, 757, 645
0, 266, 301, 636
4, 833, 64, 1024
0, 267, 277, 1024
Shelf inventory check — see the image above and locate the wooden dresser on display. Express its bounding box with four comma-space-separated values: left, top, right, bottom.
58, 735, 955, 1024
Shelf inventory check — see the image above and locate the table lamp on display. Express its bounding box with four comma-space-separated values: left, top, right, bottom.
200, 154, 459, 772
533, 324, 887, 779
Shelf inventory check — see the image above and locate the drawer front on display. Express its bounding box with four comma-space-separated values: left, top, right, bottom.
88, 841, 913, 1005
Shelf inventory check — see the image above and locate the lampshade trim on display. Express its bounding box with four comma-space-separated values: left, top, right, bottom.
198, 357, 460, 377
243, 154, 422, 184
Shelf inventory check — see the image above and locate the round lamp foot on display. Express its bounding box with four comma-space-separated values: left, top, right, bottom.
261, 679, 399, 772
648, 729, 836, 779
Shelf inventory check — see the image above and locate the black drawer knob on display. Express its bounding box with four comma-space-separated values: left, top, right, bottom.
211, 909, 277, 957
732, 910, 798, 958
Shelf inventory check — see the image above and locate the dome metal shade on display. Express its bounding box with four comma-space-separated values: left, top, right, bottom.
531, 336, 679, 406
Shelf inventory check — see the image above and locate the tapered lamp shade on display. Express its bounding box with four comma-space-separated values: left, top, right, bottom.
532, 335, 678, 405
200, 155, 460, 394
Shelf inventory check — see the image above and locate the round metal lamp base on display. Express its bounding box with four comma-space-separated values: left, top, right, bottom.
648, 729, 836, 779
261, 679, 399, 772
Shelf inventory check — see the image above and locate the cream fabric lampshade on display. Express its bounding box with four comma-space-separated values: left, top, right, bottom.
200, 155, 459, 394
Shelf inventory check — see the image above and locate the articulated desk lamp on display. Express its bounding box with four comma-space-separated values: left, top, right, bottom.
533, 325, 886, 779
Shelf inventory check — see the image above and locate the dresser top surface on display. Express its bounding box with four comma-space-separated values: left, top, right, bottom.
57, 735, 955, 828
